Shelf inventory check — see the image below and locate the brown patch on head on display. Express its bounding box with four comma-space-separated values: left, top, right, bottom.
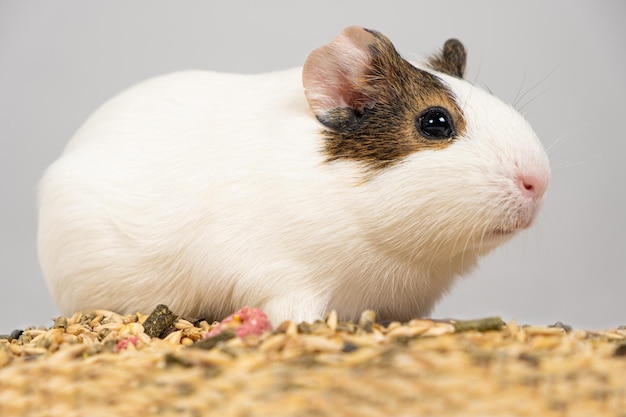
428, 39, 467, 78
303, 27, 467, 170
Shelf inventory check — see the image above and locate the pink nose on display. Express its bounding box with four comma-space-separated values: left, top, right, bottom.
517, 173, 549, 199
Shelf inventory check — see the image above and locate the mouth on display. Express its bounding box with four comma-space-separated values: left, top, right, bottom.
488, 213, 536, 238
488, 228, 519, 238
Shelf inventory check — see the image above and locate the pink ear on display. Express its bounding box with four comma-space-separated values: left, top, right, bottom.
302, 26, 378, 125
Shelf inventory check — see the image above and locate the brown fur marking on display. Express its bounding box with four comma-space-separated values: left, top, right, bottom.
428, 38, 467, 78
320, 30, 467, 170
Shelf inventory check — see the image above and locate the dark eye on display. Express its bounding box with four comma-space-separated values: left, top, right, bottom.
417, 108, 454, 139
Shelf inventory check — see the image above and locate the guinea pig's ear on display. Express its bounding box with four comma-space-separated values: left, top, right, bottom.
427, 39, 467, 78
302, 26, 388, 131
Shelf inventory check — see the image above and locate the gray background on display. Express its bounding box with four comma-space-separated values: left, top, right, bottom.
1, 1, 624, 333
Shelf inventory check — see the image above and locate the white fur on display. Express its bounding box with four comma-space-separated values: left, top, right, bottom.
38, 58, 550, 325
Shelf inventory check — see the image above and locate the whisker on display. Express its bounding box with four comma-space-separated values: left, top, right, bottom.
543, 120, 593, 173
450, 206, 484, 270
459, 212, 481, 268
517, 87, 552, 112
513, 62, 561, 111
549, 160, 587, 170
545, 120, 594, 155
461, 80, 477, 113
545, 132, 572, 154
472, 52, 484, 85
512, 68, 528, 107
477, 210, 498, 253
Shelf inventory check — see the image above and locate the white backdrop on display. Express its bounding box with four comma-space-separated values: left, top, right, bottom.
1, 0, 624, 332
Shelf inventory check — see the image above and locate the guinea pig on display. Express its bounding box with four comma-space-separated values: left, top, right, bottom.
37, 26, 550, 325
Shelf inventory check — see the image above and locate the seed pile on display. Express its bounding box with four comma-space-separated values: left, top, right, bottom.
1, 306, 625, 417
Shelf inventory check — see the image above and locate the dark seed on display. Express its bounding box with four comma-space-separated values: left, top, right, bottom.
9, 329, 23, 341
190, 330, 236, 350
53, 317, 68, 330
518, 352, 540, 367
453, 317, 505, 333
297, 322, 313, 334
273, 321, 292, 334
613, 343, 626, 357
358, 310, 376, 333
342, 342, 359, 353
164, 353, 192, 368
143, 304, 178, 338
549, 322, 572, 333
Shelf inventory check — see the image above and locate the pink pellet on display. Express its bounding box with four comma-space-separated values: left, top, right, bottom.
115, 336, 139, 352
205, 307, 273, 339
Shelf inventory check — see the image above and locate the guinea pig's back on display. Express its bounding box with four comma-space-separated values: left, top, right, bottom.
63, 69, 310, 157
